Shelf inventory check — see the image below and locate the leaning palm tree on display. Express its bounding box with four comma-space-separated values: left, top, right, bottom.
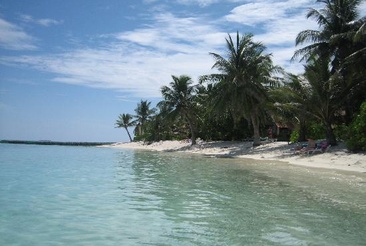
159, 75, 198, 145
115, 113, 134, 142
201, 32, 279, 146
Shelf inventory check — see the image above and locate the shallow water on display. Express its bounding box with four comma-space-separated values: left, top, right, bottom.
0, 144, 365, 245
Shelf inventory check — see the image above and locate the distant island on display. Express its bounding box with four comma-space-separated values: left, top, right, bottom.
0, 140, 115, 147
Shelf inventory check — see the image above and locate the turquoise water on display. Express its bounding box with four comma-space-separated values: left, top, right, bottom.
0, 144, 365, 245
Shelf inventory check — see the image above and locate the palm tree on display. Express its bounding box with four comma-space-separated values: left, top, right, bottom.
338, 17, 366, 118
293, 0, 366, 128
269, 73, 313, 142
303, 56, 347, 145
115, 113, 134, 142
134, 100, 155, 137
202, 32, 279, 146
293, 0, 363, 68
159, 75, 198, 145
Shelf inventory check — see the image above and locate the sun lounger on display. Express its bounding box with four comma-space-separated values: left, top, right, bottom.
304, 144, 331, 155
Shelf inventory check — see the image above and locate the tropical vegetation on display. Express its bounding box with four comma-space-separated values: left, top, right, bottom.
115, 0, 366, 151
115, 113, 134, 142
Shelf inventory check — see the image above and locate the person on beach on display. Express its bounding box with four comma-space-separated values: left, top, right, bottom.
267, 127, 273, 139
306, 139, 316, 149
298, 139, 316, 154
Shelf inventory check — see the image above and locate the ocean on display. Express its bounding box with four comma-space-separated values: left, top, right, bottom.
1, 143, 365, 245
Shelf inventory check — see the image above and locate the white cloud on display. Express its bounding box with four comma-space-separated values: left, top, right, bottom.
19, 14, 63, 27
176, 0, 220, 7
0, 44, 216, 98
359, 1, 366, 16
5, 0, 352, 97
117, 13, 226, 54
226, 2, 285, 26
224, 0, 319, 73
0, 6, 309, 97
0, 17, 37, 50
0, 12, 227, 98
175, 0, 246, 7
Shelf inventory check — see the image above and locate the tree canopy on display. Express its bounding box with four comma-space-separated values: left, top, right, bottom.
115, 0, 366, 151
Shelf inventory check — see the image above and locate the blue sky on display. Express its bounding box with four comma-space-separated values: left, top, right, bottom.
1, 0, 365, 142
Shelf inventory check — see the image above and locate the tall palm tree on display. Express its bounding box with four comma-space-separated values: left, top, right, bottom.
293, 0, 363, 67
134, 100, 155, 137
338, 16, 366, 117
302, 56, 348, 145
293, 0, 365, 124
269, 73, 313, 142
202, 32, 279, 146
115, 113, 134, 142
159, 75, 198, 145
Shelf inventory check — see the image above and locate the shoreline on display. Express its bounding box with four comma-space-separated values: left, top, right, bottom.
105, 140, 366, 174
0, 140, 115, 147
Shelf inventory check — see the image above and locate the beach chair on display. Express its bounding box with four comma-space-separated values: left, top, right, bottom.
305, 146, 322, 155
306, 143, 331, 155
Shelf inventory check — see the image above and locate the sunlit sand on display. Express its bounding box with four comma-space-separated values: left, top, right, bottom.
107, 140, 366, 173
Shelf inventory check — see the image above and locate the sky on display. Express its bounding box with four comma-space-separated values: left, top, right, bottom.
1, 0, 365, 142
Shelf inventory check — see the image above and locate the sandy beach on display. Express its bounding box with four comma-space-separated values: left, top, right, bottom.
107, 140, 366, 173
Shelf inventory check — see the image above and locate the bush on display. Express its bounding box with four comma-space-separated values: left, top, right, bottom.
290, 130, 299, 143
334, 124, 348, 141
307, 122, 326, 140
346, 102, 366, 152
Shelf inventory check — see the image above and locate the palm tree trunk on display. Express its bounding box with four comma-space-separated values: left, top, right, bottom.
185, 112, 197, 145
298, 120, 307, 142
325, 121, 337, 146
251, 113, 261, 147
188, 119, 197, 145
189, 124, 197, 145
124, 127, 133, 142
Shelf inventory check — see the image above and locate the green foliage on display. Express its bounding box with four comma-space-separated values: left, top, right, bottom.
290, 130, 299, 143
346, 102, 366, 152
115, 2, 366, 146
307, 122, 326, 140
159, 75, 199, 144
115, 113, 135, 142
289, 121, 325, 143
334, 124, 348, 141
201, 32, 278, 146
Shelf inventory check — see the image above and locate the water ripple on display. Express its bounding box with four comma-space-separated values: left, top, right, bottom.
1, 145, 365, 245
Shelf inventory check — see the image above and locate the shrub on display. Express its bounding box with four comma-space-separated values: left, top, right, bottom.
346, 102, 366, 152
307, 122, 326, 140
290, 129, 299, 143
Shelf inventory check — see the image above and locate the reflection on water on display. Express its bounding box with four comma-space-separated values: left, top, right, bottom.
0, 144, 365, 245
115, 150, 366, 245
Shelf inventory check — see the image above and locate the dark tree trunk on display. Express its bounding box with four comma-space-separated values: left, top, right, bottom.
251, 113, 261, 147
185, 112, 197, 145
325, 121, 337, 146
298, 121, 307, 142
188, 119, 197, 145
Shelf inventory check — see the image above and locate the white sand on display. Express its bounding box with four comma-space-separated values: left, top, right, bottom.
106, 140, 366, 173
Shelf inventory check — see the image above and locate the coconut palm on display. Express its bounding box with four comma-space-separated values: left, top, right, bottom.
159, 75, 198, 145
293, 0, 363, 68
134, 100, 155, 137
115, 113, 134, 142
302, 56, 348, 145
338, 16, 366, 118
202, 32, 279, 146
269, 73, 313, 142
293, 0, 366, 124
